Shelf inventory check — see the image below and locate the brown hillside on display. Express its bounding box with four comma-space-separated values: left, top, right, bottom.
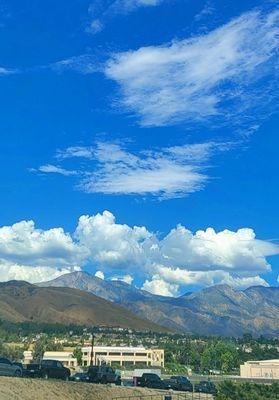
0, 281, 166, 332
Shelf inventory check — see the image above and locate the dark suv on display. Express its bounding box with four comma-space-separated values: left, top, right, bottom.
0, 357, 22, 377
87, 365, 121, 385
25, 360, 70, 380
194, 381, 217, 395
164, 376, 193, 392
137, 373, 171, 389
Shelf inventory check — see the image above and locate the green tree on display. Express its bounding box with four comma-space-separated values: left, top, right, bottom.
32, 340, 46, 362
220, 351, 235, 373
73, 347, 83, 365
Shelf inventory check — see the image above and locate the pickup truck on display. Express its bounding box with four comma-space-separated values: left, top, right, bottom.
87, 365, 121, 385
136, 373, 171, 389
24, 359, 70, 380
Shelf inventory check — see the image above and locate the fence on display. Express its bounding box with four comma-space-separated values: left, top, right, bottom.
112, 392, 214, 400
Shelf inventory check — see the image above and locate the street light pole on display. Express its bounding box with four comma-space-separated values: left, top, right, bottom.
90, 332, 95, 366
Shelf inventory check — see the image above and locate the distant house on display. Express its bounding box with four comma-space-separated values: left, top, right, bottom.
240, 359, 279, 379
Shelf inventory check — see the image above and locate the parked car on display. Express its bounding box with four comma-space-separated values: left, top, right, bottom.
136, 373, 171, 389
87, 365, 121, 385
194, 381, 217, 395
164, 375, 193, 392
0, 357, 22, 377
24, 360, 70, 380
69, 372, 90, 382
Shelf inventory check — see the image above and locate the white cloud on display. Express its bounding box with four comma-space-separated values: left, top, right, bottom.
111, 274, 134, 284
50, 55, 99, 74
95, 270, 105, 279
0, 211, 277, 292
142, 275, 179, 296
75, 210, 150, 268
57, 146, 95, 160
52, 141, 229, 199
0, 261, 80, 284
87, 0, 164, 35
0, 220, 85, 268
155, 265, 269, 289
37, 164, 78, 176
106, 9, 279, 126
153, 225, 278, 273
111, 0, 163, 13
194, 1, 215, 22
0, 67, 15, 75
87, 19, 104, 35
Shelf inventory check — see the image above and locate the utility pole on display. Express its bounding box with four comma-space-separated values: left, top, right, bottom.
90, 332, 95, 366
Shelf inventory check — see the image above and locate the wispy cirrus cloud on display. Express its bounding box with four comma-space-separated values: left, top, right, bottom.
105, 8, 279, 127
0, 66, 17, 75
49, 54, 100, 74
35, 164, 78, 176
36, 141, 231, 200
87, 0, 165, 34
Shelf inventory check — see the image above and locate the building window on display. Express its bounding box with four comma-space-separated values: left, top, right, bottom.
135, 353, 147, 357
83, 352, 88, 356
122, 352, 134, 356
84, 361, 87, 366
109, 352, 121, 356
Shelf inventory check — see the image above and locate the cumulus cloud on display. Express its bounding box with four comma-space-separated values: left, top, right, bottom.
0, 261, 80, 284
152, 225, 278, 273
75, 211, 151, 268
38, 141, 230, 200
111, 274, 134, 284
154, 265, 269, 290
0, 211, 277, 293
95, 270, 105, 279
106, 8, 279, 126
0, 220, 85, 268
142, 275, 179, 296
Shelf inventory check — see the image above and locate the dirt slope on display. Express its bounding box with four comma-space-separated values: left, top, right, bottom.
0, 377, 212, 400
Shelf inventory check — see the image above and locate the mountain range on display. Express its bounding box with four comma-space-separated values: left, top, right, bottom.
0, 280, 165, 332
38, 272, 279, 337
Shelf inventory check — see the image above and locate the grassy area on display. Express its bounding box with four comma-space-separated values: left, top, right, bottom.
216, 381, 279, 400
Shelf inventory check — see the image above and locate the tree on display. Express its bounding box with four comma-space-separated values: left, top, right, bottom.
73, 347, 83, 366
221, 351, 235, 373
32, 340, 46, 362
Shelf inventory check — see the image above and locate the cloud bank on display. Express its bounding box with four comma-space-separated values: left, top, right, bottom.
0, 211, 277, 295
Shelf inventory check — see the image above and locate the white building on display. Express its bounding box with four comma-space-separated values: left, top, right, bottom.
81, 346, 164, 368
23, 350, 78, 367
240, 359, 279, 379
23, 346, 164, 368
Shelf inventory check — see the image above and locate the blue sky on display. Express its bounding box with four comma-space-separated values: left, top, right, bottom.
0, 0, 278, 295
